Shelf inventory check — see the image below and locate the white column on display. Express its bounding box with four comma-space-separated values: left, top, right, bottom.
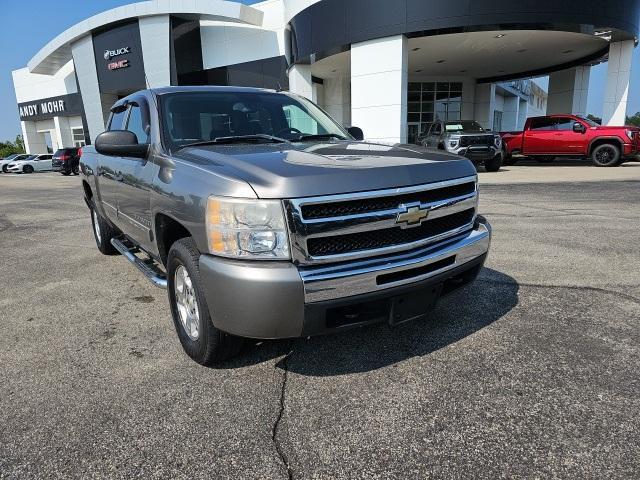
140, 15, 171, 88
71, 35, 104, 143
288, 64, 314, 100
21, 121, 47, 154
351, 35, 408, 144
53, 116, 73, 149
502, 96, 520, 131
517, 98, 528, 130
603, 40, 634, 126
474, 83, 496, 130
547, 66, 590, 115
322, 77, 351, 126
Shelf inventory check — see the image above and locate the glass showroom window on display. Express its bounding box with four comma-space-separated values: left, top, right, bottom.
72, 128, 86, 148
408, 82, 463, 133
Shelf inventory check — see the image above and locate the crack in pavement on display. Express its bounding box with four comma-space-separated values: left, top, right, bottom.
273, 345, 295, 480
479, 278, 640, 305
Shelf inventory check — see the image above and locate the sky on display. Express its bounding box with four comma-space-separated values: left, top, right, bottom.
0, 0, 638, 142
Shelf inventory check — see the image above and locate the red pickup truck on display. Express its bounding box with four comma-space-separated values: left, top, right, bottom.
501, 114, 640, 167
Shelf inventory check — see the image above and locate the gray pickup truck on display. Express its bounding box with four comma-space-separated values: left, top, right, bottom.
418, 120, 503, 172
81, 86, 491, 365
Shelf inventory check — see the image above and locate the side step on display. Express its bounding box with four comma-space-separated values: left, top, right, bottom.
110, 238, 168, 289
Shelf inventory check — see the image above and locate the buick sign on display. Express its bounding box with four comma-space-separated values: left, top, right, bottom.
104, 46, 130, 60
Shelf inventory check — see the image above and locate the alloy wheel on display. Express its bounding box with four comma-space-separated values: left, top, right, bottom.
174, 265, 200, 341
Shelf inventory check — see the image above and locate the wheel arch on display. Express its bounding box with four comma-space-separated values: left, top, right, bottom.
154, 212, 194, 267
588, 137, 624, 156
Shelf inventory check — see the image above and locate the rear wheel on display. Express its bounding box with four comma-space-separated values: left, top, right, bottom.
591, 143, 621, 167
483, 154, 502, 172
72, 164, 80, 175
167, 238, 244, 366
23, 165, 34, 174
61, 170, 71, 176
90, 204, 118, 255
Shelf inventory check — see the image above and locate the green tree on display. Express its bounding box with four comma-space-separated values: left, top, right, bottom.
0, 135, 26, 158
625, 112, 640, 127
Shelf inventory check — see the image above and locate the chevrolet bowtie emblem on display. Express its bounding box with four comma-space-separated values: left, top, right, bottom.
396, 205, 429, 228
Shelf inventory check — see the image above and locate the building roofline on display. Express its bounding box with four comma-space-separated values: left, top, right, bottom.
28, 0, 264, 76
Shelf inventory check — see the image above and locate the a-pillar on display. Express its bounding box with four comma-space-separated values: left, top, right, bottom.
547, 66, 590, 115
603, 40, 634, 126
351, 35, 408, 144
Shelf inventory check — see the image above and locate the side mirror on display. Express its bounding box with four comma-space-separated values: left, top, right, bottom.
95, 130, 149, 159
347, 126, 364, 141
573, 122, 586, 134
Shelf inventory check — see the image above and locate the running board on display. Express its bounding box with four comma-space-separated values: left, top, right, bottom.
110, 238, 168, 289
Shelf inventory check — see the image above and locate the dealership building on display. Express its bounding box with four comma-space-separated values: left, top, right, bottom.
12, 0, 640, 153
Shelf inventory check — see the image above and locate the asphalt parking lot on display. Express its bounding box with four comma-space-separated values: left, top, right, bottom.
1, 164, 639, 479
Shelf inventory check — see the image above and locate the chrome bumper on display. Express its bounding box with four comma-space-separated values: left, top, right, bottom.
300, 219, 491, 303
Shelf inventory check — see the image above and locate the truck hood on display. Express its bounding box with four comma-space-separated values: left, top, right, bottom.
592, 125, 639, 132
173, 141, 476, 198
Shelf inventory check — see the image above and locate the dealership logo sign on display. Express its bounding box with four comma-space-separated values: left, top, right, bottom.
19, 99, 66, 119
104, 47, 130, 60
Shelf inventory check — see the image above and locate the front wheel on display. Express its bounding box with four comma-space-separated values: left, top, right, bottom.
483, 154, 502, 172
167, 238, 243, 366
90, 204, 118, 255
2, 164, 9, 173
591, 144, 621, 167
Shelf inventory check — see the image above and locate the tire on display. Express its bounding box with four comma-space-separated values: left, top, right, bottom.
536, 156, 555, 163
61, 171, 71, 176
23, 165, 34, 174
167, 238, 244, 366
483, 154, 502, 172
90, 203, 119, 255
591, 143, 622, 167
72, 164, 80, 175
2, 164, 8, 173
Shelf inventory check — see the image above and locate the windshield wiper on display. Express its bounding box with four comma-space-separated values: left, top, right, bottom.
298, 133, 347, 142
177, 134, 290, 150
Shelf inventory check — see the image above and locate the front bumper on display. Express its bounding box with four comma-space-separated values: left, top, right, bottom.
451, 146, 500, 162
6, 166, 21, 173
198, 218, 491, 339
622, 143, 639, 157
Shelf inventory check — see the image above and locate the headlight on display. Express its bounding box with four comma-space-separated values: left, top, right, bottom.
494, 135, 502, 148
626, 129, 635, 141
206, 196, 290, 259
449, 139, 459, 148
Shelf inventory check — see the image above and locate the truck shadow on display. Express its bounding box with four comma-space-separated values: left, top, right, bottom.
223, 267, 519, 376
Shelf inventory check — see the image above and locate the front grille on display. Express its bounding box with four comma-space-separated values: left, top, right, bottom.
307, 208, 475, 257
460, 135, 494, 147
301, 181, 475, 220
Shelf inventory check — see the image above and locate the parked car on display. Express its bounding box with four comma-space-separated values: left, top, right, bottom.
418, 120, 503, 172
7, 154, 54, 173
52, 147, 82, 175
1, 154, 30, 173
501, 114, 640, 167
81, 86, 492, 366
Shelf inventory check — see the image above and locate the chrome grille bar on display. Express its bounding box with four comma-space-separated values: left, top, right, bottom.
284, 176, 478, 265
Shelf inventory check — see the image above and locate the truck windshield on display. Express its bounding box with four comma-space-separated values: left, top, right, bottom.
160, 91, 350, 151
444, 121, 485, 133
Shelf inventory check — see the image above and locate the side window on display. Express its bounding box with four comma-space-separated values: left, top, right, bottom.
126, 105, 150, 144
555, 117, 575, 131
109, 109, 128, 131
530, 117, 557, 131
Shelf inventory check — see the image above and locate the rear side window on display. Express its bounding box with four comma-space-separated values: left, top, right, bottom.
530, 118, 556, 131
109, 109, 128, 130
